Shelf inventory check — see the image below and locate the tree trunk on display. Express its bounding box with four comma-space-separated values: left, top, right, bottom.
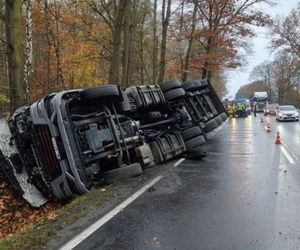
202, 37, 213, 81
139, 14, 146, 84
121, 0, 131, 88
182, 3, 197, 82
179, 0, 184, 78
24, 0, 33, 102
53, 0, 64, 90
158, 0, 171, 84
152, 0, 158, 84
108, 0, 128, 84
5, 0, 24, 113
43, 0, 52, 91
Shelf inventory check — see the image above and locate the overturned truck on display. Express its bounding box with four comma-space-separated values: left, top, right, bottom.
0, 79, 227, 207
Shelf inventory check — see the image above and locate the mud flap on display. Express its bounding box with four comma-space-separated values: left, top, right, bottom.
0, 116, 48, 207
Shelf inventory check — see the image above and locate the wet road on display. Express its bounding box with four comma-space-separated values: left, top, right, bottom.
71, 114, 300, 250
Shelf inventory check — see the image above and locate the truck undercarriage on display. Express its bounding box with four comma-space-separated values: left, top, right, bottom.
0, 79, 227, 207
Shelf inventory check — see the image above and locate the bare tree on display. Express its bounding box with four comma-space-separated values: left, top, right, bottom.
158, 0, 172, 83
250, 61, 274, 101
152, 0, 158, 83
182, 2, 197, 82
272, 51, 300, 103
271, 4, 300, 59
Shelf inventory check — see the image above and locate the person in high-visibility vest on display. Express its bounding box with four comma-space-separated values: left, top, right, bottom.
236, 103, 246, 117
227, 105, 234, 118
253, 102, 258, 117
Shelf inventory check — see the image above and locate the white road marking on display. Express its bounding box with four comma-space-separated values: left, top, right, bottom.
281, 142, 298, 163
59, 176, 163, 250
174, 158, 185, 167
280, 144, 296, 164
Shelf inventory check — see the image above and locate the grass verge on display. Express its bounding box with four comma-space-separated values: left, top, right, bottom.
0, 185, 115, 250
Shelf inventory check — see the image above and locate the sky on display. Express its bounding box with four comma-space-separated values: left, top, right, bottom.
227, 0, 299, 97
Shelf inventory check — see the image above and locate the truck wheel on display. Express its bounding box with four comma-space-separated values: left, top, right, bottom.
116, 92, 131, 113
182, 80, 195, 92
81, 84, 122, 105
220, 112, 228, 121
200, 80, 209, 87
192, 80, 203, 91
181, 126, 202, 141
164, 88, 186, 102
103, 163, 143, 183
215, 115, 223, 125
159, 79, 181, 92
204, 118, 219, 132
185, 135, 206, 150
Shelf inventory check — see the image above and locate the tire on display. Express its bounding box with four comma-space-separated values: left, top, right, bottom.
116, 92, 131, 113
164, 88, 186, 102
204, 118, 219, 132
200, 80, 209, 87
103, 163, 143, 183
215, 115, 223, 125
81, 84, 122, 105
192, 80, 203, 91
185, 135, 206, 151
182, 80, 195, 92
220, 112, 228, 121
159, 79, 181, 92
181, 126, 202, 141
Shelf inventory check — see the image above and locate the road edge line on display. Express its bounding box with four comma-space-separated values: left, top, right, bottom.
59, 176, 163, 250
280, 144, 296, 164
174, 158, 185, 167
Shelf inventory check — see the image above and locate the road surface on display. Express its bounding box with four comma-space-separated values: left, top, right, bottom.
55, 113, 300, 250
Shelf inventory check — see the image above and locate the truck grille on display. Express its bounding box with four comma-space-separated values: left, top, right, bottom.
34, 125, 62, 179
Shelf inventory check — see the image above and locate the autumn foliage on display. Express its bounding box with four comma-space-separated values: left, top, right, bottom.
0, 0, 275, 109
0, 171, 58, 238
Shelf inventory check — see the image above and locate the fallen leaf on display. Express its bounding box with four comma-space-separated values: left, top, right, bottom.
47, 213, 59, 221
153, 236, 160, 245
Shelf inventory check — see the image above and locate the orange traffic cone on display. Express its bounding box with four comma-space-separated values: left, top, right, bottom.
275, 132, 281, 145
266, 123, 272, 132
261, 118, 264, 123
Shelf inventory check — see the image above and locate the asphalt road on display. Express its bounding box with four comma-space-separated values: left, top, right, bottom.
63, 114, 300, 250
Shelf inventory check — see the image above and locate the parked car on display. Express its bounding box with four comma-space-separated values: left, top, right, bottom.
264, 103, 279, 116
276, 105, 299, 121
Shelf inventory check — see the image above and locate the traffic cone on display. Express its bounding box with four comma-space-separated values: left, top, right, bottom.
260, 118, 264, 123
275, 132, 281, 145
266, 123, 272, 132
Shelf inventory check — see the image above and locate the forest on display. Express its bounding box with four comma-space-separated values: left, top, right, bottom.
0, 0, 276, 114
